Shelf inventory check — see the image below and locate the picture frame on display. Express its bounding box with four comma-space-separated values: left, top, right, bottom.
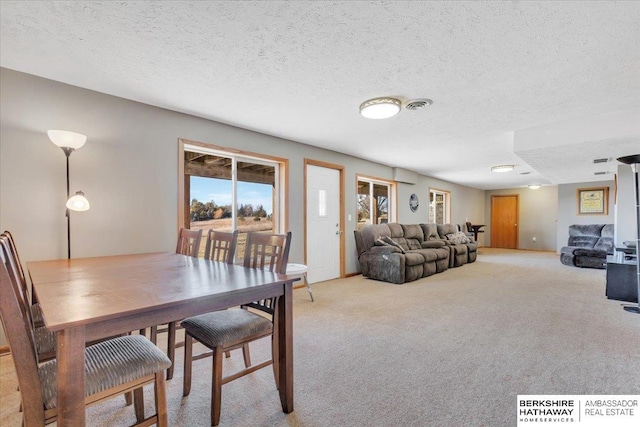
577, 187, 609, 215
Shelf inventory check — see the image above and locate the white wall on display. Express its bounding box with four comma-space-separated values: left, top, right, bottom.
615, 164, 638, 246
483, 186, 559, 251
556, 180, 615, 252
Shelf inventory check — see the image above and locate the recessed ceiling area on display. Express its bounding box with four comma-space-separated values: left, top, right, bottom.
1, 1, 638, 190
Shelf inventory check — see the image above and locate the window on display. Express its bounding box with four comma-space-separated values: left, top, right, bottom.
357, 177, 395, 230
429, 189, 450, 224
180, 140, 287, 260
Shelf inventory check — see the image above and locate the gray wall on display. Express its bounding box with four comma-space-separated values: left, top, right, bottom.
0, 68, 485, 312
0, 68, 407, 274
397, 176, 486, 244
483, 186, 559, 251
556, 180, 615, 252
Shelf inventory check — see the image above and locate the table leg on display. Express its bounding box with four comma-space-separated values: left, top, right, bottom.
56, 326, 86, 426
277, 282, 294, 413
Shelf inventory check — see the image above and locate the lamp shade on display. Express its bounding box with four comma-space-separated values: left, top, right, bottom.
359, 97, 401, 119
66, 191, 90, 211
47, 130, 87, 150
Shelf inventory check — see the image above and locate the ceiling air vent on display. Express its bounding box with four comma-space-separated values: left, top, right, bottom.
519, 172, 532, 175
593, 158, 610, 164
404, 99, 433, 110
594, 171, 609, 176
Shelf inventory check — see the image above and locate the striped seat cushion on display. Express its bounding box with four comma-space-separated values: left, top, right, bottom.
38, 335, 171, 410
34, 326, 56, 356
31, 303, 45, 326
181, 309, 272, 348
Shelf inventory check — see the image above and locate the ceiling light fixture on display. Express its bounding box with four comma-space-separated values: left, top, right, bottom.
491, 165, 515, 173
528, 184, 541, 190
359, 97, 402, 119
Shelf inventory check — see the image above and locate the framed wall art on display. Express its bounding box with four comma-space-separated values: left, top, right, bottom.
577, 187, 609, 215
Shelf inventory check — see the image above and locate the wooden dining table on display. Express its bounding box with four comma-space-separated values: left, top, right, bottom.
27, 252, 296, 426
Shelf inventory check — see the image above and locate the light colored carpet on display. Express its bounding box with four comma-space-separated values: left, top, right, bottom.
1, 249, 639, 426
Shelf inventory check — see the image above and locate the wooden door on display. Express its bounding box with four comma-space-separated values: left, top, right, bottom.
491, 195, 519, 249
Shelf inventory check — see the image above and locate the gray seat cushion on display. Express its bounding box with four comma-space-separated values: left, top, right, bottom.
34, 325, 56, 356
181, 309, 272, 348
31, 303, 44, 325
38, 335, 171, 410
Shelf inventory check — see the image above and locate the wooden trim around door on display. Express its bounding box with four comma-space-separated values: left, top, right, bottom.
304, 159, 345, 279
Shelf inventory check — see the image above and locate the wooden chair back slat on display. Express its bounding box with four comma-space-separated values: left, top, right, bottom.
0, 240, 47, 424
176, 228, 203, 257
243, 231, 291, 274
0, 235, 36, 334
204, 230, 238, 264
242, 231, 291, 315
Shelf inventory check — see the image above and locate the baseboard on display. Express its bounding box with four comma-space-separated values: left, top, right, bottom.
345, 272, 360, 278
0, 345, 10, 356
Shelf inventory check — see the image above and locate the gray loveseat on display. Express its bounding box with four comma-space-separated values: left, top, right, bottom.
354, 223, 477, 284
560, 224, 614, 269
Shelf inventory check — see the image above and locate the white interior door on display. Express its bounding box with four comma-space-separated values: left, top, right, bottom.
306, 164, 340, 283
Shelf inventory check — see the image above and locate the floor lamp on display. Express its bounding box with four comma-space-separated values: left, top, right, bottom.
47, 130, 91, 259
617, 154, 640, 314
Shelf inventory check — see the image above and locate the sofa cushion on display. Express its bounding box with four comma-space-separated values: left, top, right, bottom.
387, 223, 404, 238
567, 235, 599, 248
446, 231, 470, 244
594, 224, 614, 254
437, 223, 458, 239
401, 224, 424, 240
404, 252, 425, 266
420, 223, 440, 240
421, 240, 445, 248
572, 247, 607, 258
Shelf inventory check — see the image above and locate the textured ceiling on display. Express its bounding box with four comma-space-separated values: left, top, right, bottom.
1, 1, 639, 190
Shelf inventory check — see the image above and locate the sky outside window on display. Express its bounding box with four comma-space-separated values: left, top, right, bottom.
190, 176, 273, 215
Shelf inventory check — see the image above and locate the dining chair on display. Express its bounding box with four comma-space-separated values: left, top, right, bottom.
204, 229, 238, 263
181, 231, 291, 426
149, 227, 202, 380
1, 231, 45, 327
0, 234, 59, 363
0, 242, 172, 426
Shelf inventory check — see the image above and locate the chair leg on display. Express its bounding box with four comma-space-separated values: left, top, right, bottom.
167, 321, 176, 380
183, 334, 193, 397
155, 371, 169, 427
224, 350, 231, 358
304, 273, 314, 302
242, 343, 251, 368
211, 347, 223, 426
150, 325, 158, 344
133, 387, 145, 422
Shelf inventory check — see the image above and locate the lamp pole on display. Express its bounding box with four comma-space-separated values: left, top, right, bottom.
63, 147, 73, 259
47, 130, 90, 260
